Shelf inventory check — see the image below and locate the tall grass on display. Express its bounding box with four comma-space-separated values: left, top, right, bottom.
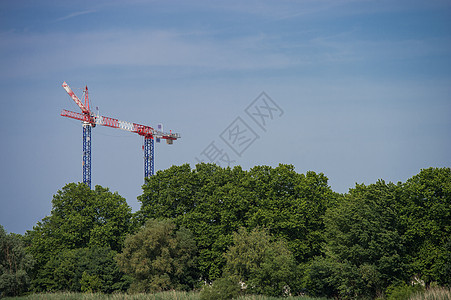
4, 291, 327, 300
409, 286, 451, 300
235, 295, 328, 300
4, 291, 198, 300
4, 291, 195, 300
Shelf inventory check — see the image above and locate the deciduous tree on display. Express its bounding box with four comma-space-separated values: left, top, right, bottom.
399, 167, 451, 285
137, 163, 336, 281
0, 225, 35, 297
306, 181, 407, 299
116, 219, 198, 293
223, 227, 298, 296
26, 183, 133, 292
35, 247, 130, 293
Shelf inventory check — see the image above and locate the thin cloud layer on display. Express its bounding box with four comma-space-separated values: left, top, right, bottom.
54, 10, 96, 22
1, 25, 449, 80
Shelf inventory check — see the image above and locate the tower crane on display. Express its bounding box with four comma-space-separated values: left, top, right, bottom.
60, 81, 180, 188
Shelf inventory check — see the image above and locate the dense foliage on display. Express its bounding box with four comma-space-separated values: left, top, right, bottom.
137, 164, 335, 281
0, 165, 449, 299
304, 181, 407, 299
221, 227, 297, 297
400, 168, 451, 286
35, 246, 130, 293
24, 183, 133, 293
302, 167, 450, 299
0, 225, 34, 297
116, 219, 198, 293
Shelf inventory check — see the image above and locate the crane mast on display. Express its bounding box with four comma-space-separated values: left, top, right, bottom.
60, 81, 180, 188
82, 123, 92, 187
144, 138, 154, 178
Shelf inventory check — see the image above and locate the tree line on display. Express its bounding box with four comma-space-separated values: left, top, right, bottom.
0, 164, 449, 299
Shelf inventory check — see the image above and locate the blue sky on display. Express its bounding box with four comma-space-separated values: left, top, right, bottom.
1, 0, 450, 234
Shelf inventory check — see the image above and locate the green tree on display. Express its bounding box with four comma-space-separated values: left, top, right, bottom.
303, 168, 451, 298
80, 271, 102, 293
0, 225, 35, 297
308, 180, 407, 299
35, 246, 130, 293
246, 165, 336, 263
399, 167, 451, 285
222, 227, 298, 297
26, 183, 133, 292
138, 164, 252, 280
302, 256, 340, 299
116, 219, 198, 293
137, 163, 336, 281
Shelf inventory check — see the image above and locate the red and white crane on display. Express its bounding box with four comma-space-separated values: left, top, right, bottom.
61, 81, 180, 188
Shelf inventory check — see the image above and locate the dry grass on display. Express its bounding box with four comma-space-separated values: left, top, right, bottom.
2, 291, 199, 300
4, 291, 326, 300
2, 291, 197, 300
409, 286, 451, 300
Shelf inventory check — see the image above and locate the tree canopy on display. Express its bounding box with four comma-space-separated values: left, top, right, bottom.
1, 165, 449, 298
223, 227, 298, 296
0, 225, 34, 297
116, 219, 198, 293
25, 183, 133, 292
137, 163, 336, 281
303, 168, 450, 299
399, 167, 451, 286
306, 180, 407, 299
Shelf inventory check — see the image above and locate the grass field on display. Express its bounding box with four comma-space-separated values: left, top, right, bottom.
4, 291, 327, 300
4, 287, 450, 300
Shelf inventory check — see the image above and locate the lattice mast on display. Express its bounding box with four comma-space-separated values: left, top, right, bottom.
61, 82, 180, 188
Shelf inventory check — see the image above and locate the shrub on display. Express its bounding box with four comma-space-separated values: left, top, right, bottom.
386, 282, 424, 300
200, 275, 242, 300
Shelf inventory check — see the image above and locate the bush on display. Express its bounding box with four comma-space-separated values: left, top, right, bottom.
386, 282, 424, 300
200, 275, 242, 300
80, 271, 102, 293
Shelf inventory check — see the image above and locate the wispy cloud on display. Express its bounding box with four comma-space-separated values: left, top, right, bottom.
0, 29, 300, 79
1, 25, 450, 79
54, 10, 96, 22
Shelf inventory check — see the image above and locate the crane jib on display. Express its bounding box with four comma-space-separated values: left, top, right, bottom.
62, 111, 180, 140
62, 82, 90, 115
